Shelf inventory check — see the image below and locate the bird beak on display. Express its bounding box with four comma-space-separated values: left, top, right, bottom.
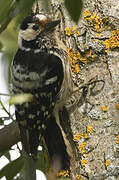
45, 20, 60, 31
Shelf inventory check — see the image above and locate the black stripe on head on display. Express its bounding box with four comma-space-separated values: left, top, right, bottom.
20, 14, 39, 30
20, 15, 33, 30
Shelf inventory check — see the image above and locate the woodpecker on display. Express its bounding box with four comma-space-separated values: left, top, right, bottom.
11, 12, 73, 170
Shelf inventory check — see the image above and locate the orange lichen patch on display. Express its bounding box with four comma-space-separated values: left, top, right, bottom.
76, 52, 87, 64
73, 133, 84, 142
116, 134, 119, 144
81, 149, 86, 154
65, 26, 80, 37
81, 159, 88, 166
56, 170, 69, 178
75, 64, 80, 74
76, 174, 84, 180
86, 49, 97, 61
115, 103, 119, 110
79, 142, 86, 151
104, 30, 119, 51
75, 30, 80, 36
78, 142, 87, 155
83, 153, 88, 158
83, 133, 88, 139
83, 10, 105, 33
101, 105, 107, 112
92, 38, 99, 42
67, 48, 89, 73
87, 126, 93, 134
65, 27, 77, 36
74, 134, 89, 156
74, 133, 88, 142
105, 49, 110, 53
97, 33, 102, 38
91, 54, 96, 60
95, 24, 100, 31
83, 9, 91, 19
67, 48, 80, 73
67, 45, 97, 73
105, 160, 111, 167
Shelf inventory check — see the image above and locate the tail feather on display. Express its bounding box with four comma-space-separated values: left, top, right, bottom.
44, 115, 70, 170
15, 109, 40, 157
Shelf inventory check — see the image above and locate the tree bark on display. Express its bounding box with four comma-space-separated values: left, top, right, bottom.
0, 121, 20, 152
50, 0, 119, 179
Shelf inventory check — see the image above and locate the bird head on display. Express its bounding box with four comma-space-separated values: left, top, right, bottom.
19, 13, 60, 42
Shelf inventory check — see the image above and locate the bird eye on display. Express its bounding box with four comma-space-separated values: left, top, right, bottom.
32, 24, 39, 31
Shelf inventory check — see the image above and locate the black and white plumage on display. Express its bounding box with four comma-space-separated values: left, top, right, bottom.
11, 13, 73, 169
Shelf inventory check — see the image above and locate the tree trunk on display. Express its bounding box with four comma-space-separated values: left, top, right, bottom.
50, 0, 119, 179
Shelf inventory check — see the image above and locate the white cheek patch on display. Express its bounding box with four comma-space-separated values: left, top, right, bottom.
35, 14, 47, 21
21, 29, 38, 41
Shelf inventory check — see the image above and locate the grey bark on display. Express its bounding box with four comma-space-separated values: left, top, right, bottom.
0, 121, 20, 152
50, 0, 119, 179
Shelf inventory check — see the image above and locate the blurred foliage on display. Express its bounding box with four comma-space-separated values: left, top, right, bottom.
3, 151, 11, 162
36, 151, 46, 173
43, 0, 50, 13
0, 0, 83, 61
0, 18, 18, 59
0, 150, 46, 179
0, 157, 24, 180
65, 0, 83, 23
0, 118, 3, 125
0, 0, 37, 31
0, 0, 37, 61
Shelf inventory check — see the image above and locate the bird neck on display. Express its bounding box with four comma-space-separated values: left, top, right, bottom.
18, 31, 58, 53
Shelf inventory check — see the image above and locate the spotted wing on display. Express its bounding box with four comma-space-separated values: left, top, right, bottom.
11, 49, 64, 155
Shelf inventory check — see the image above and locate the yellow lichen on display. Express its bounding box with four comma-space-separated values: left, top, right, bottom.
65, 26, 81, 37
81, 159, 88, 166
81, 149, 86, 154
105, 160, 110, 167
67, 48, 89, 73
65, 10, 111, 73
104, 30, 119, 51
83, 9, 91, 19
75, 30, 80, 36
97, 33, 102, 38
95, 24, 100, 31
86, 49, 96, 61
75, 64, 80, 74
76, 174, 84, 180
101, 105, 107, 112
78, 142, 87, 155
116, 134, 119, 144
67, 48, 80, 74
74, 132, 89, 142
79, 142, 86, 151
73, 133, 84, 142
83, 133, 88, 139
65, 27, 77, 36
83, 10, 105, 33
65, 26, 97, 73
83, 153, 88, 158
87, 126, 93, 134
56, 170, 69, 178
91, 53, 96, 60
115, 103, 119, 110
